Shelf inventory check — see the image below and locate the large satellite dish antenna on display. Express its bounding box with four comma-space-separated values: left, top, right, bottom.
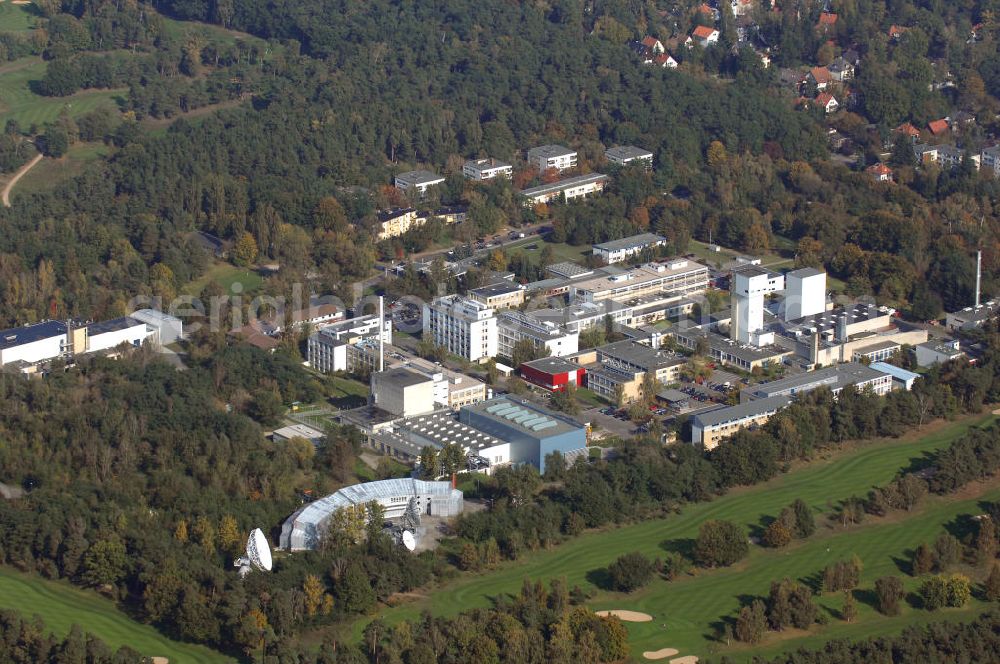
234, 528, 272, 577
401, 530, 416, 552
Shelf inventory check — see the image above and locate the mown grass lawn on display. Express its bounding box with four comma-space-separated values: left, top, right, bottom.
0, 2, 39, 32
0, 567, 234, 663
11, 141, 109, 199
0, 57, 124, 129
349, 413, 997, 662
183, 261, 264, 296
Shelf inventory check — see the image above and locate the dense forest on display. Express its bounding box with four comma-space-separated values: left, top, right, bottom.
1, 328, 999, 659
713, 609, 1000, 664
7, 0, 1000, 661
2, 0, 1000, 327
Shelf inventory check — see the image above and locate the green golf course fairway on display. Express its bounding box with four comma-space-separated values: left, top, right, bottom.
353, 413, 999, 661
0, 567, 234, 664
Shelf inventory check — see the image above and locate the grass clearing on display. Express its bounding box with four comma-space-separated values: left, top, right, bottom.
0, 2, 40, 32
0, 57, 125, 129
349, 413, 996, 661
161, 16, 271, 49
183, 261, 264, 296
508, 239, 590, 265
11, 141, 108, 199
0, 567, 234, 663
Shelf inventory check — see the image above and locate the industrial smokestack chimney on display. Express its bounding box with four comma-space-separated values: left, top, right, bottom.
378, 295, 385, 372
975, 250, 982, 309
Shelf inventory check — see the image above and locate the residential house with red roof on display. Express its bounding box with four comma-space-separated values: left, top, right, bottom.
641, 36, 665, 54
688, 25, 721, 47
814, 92, 839, 114
895, 122, 921, 141
928, 118, 950, 136
816, 12, 838, 31
652, 53, 678, 68
808, 66, 832, 90
866, 163, 893, 182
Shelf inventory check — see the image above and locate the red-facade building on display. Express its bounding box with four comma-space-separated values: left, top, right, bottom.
519, 356, 586, 392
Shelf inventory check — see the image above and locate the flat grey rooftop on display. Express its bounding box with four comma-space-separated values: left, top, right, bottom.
520, 173, 608, 198
593, 232, 666, 253
605, 145, 654, 161
462, 396, 584, 438
693, 395, 792, 428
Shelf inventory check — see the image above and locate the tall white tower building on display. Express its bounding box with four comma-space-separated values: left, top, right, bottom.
422, 295, 498, 363
783, 267, 827, 321
731, 267, 784, 346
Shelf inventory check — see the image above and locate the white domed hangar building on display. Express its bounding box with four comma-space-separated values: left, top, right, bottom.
279, 478, 462, 551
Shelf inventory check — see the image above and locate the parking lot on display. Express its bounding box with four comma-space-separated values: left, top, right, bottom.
584, 406, 641, 438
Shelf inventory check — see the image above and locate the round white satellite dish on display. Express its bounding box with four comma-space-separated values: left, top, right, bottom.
401, 530, 416, 552
234, 528, 272, 577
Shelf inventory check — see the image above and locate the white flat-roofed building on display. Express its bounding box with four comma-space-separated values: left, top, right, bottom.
746, 361, 892, 401
497, 310, 579, 360
394, 170, 445, 197
605, 145, 654, 168
371, 367, 437, 418
129, 309, 184, 345
520, 173, 609, 205
783, 267, 827, 321
570, 259, 710, 303
423, 295, 497, 363
308, 315, 392, 373
374, 410, 511, 471
692, 396, 792, 450
463, 158, 512, 180
731, 266, 785, 346
280, 478, 463, 550
85, 317, 155, 353
593, 232, 667, 264
527, 144, 577, 172
0, 320, 70, 367
272, 424, 326, 446
915, 338, 965, 367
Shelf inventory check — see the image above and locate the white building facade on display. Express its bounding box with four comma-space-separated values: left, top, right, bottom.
462, 158, 512, 180
783, 268, 827, 321
731, 267, 784, 346
423, 295, 498, 363
526, 145, 577, 172
497, 311, 579, 360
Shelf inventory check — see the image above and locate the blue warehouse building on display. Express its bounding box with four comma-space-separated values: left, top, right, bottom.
459, 396, 587, 473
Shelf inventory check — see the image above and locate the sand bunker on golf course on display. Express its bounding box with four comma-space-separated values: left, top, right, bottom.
669, 657, 698, 664
642, 647, 679, 660
595, 609, 654, 622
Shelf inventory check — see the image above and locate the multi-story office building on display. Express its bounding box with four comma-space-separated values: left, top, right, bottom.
592, 232, 666, 264
422, 295, 497, 363
520, 173, 609, 205
570, 260, 710, 303
497, 310, 579, 360
526, 145, 577, 172
394, 170, 446, 197
462, 158, 513, 180
307, 315, 392, 373
604, 145, 654, 168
